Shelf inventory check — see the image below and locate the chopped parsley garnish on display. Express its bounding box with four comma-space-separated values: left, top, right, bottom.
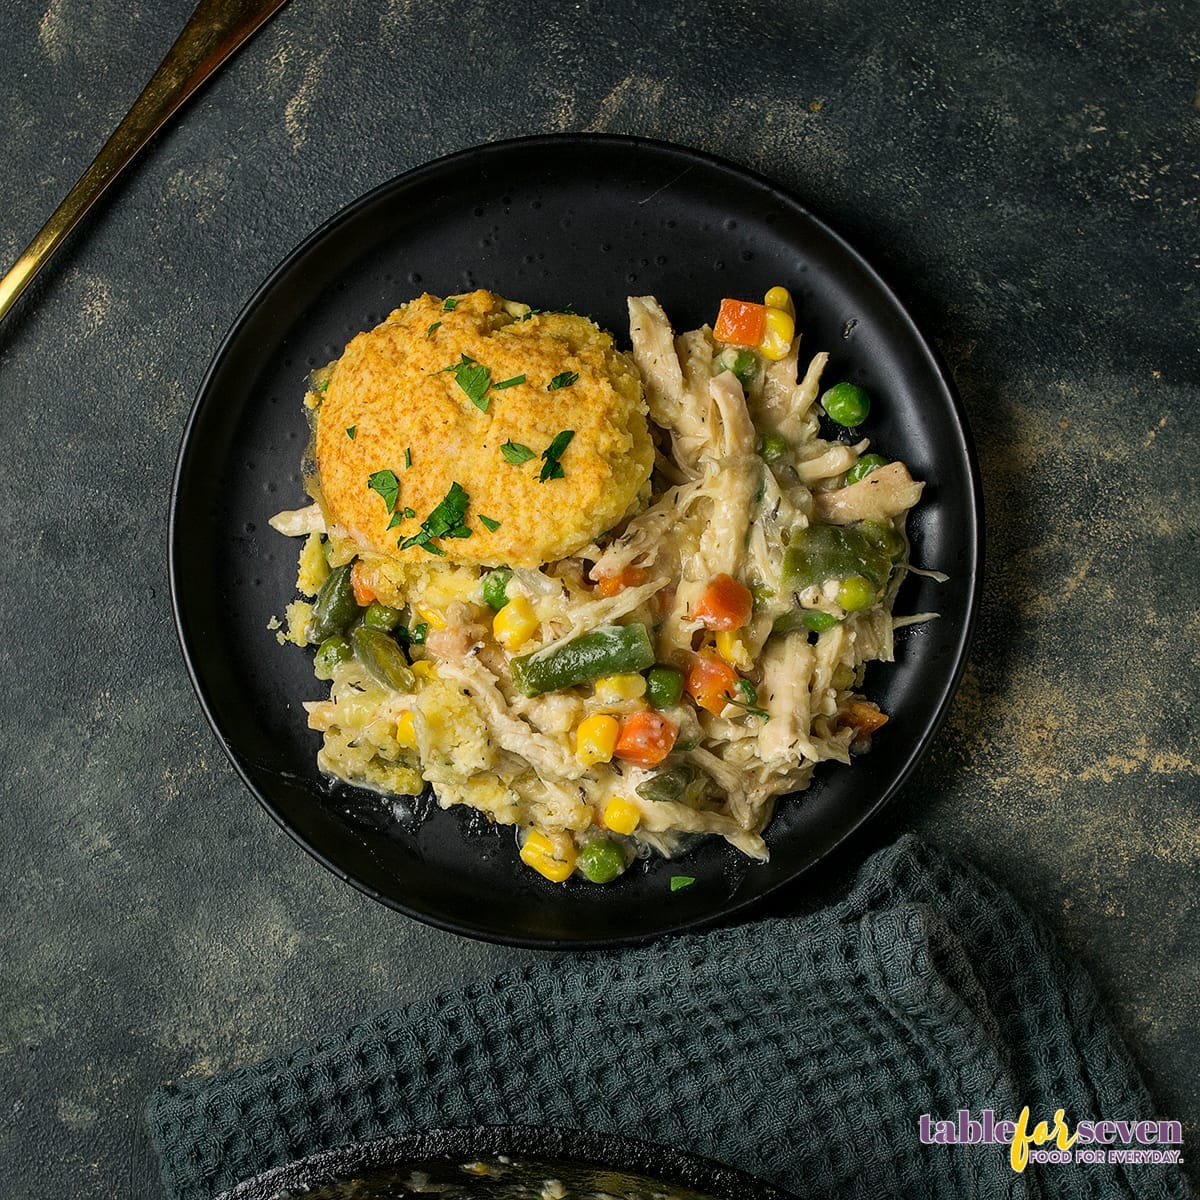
367, 468, 400, 514
443, 297, 459, 311
456, 362, 492, 411
346, 425, 357, 439
316, 379, 330, 393
547, 371, 579, 390
493, 374, 526, 390
501, 440, 536, 465
403, 506, 416, 519
670, 875, 696, 892
426, 321, 442, 338
387, 510, 405, 530
399, 481, 472, 553
404, 447, 412, 469
479, 515, 501, 532
437, 353, 493, 412
539, 429, 575, 482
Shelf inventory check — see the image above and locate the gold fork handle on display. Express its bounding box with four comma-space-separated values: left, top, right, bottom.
0, 0, 289, 326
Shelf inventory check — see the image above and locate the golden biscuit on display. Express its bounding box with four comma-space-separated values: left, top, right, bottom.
315, 290, 653, 568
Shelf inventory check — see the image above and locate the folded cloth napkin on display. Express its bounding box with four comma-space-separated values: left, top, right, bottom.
146, 835, 1190, 1200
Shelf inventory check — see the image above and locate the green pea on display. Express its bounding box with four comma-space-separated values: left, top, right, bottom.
821, 381, 871, 427
714, 347, 759, 386
645, 665, 685, 710
756, 431, 791, 462
846, 453, 888, 484
837, 574, 877, 612
482, 567, 514, 611
364, 602, 403, 631
802, 610, 841, 633
313, 635, 351, 680
578, 839, 625, 884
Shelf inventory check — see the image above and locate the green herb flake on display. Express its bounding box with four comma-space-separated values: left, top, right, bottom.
399, 481, 472, 553
403, 506, 416, 520
493, 374, 526, 390
443, 297, 459, 311
547, 371, 579, 391
670, 875, 696, 892
387, 510, 405, 530
404, 447, 412, 469
456, 362, 492, 411
501, 440, 536, 465
367, 468, 400, 513
346, 425, 357, 440
411, 623, 428, 644
317, 379, 330, 393
426, 321, 442, 338
539, 429, 575, 482
479, 515, 501, 532
722, 687, 770, 721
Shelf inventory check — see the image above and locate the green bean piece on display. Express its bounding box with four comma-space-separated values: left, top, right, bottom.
714, 347, 759, 386
636, 762, 698, 804
802, 610, 841, 633
578, 839, 625, 884
309, 563, 360, 642
837, 574, 878, 612
351, 625, 416, 692
846, 453, 888, 484
645, 665, 685, 710
783, 524, 891, 593
858, 519, 906, 560
756, 431, 791, 462
510, 623, 655, 698
364, 602, 403, 631
821, 381, 871, 427
481, 567, 514, 611
313, 635, 351, 680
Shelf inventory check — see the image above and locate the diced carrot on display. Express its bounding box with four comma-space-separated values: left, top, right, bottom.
686, 651, 739, 716
839, 700, 889, 734
593, 564, 649, 597
351, 561, 377, 606
693, 573, 753, 631
613, 710, 678, 768
713, 298, 767, 347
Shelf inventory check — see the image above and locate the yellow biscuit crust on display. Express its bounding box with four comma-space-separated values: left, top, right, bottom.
314, 290, 653, 568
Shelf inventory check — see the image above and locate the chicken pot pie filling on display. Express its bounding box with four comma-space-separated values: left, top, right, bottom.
271, 287, 931, 884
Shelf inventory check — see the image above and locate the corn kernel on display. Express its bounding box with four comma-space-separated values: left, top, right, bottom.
414, 602, 448, 631
714, 629, 754, 670
759, 306, 796, 361
575, 713, 620, 765
593, 673, 648, 704
395, 710, 418, 749
493, 593, 538, 650
763, 285, 795, 318
411, 660, 436, 680
519, 829, 577, 882
603, 796, 641, 835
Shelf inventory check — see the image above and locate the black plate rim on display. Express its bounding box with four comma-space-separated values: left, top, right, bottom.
169, 132, 984, 948
216, 1123, 798, 1200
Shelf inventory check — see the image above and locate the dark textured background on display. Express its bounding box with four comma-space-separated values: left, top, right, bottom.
0, 1, 1196, 1196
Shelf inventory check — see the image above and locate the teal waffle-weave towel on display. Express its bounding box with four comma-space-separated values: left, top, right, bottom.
146, 836, 1190, 1199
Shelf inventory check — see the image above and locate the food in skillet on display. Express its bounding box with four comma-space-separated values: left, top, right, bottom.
270, 287, 927, 884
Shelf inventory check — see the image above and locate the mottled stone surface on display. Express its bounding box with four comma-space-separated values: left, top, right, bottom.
0, 0, 1196, 1196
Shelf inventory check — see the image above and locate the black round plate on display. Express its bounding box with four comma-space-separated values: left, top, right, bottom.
218, 1126, 797, 1200
171, 134, 982, 948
